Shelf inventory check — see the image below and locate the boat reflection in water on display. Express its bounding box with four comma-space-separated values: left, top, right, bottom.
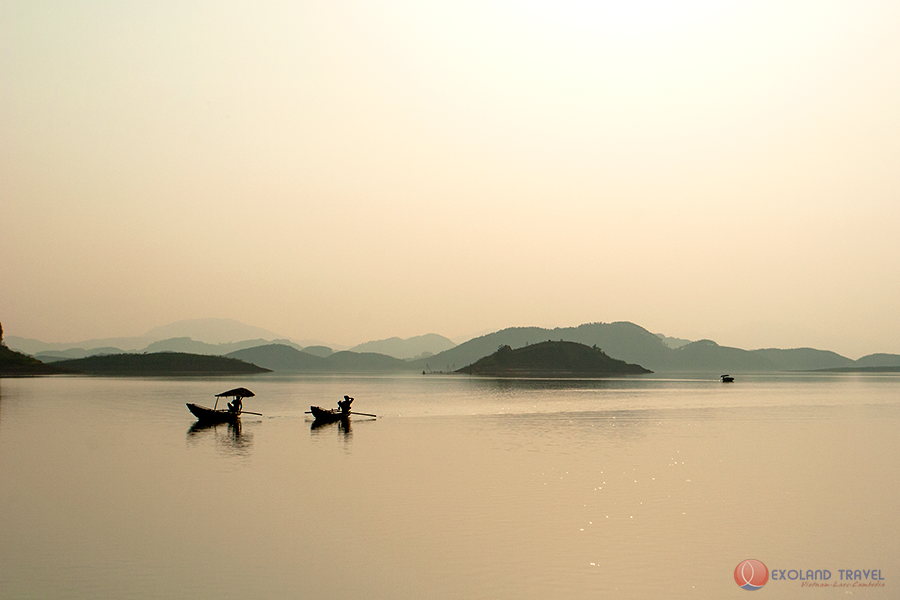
187, 420, 253, 456
310, 414, 352, 441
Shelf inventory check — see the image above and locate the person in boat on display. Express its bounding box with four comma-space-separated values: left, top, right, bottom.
227, 397, 243, 413
338, 395, 353, 413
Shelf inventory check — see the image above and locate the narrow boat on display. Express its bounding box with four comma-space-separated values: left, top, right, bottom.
187, 387, 257, 423
186, 403, 241, 423
310, 405, 350, 424
721, 374, 735, 383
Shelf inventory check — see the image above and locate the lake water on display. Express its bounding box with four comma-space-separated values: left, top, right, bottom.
1, 373, 898, 599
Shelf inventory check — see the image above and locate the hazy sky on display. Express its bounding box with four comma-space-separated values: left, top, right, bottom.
2, 0, 899, 358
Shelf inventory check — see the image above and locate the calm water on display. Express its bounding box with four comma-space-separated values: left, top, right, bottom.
1, 373, 898, 599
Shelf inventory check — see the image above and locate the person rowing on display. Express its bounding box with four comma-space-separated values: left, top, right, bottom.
338, 395, 353, 413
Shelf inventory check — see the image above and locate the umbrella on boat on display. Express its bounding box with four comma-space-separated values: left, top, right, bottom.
215, 387, 255, 399
212, 387, 260, 414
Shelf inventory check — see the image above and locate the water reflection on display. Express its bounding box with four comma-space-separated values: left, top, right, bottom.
186, 419, 253, 455
483, 377, 625, 392
310, 416, 353, 441
476, 374, 722, 396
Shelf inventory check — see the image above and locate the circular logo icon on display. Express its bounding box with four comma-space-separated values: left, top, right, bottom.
735, 560, 768, 590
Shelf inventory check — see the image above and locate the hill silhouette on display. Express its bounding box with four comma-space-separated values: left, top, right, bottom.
409, 322, 671, 372
412, 322, 900, 373
144, 318, 285, 345
668, 340, 775, 371
35, 347, 127, 362
226, 344, 414, 373
351, 334, 456, 359
854, 353, 900, 368
52, 352, 270, 375
0, 322, 63, 375
142, 337, 305, 355
6, 318, 326, 356
812, 365, 900, 373
0, 344, 63, 376
457, 341, 651, 377
226, 344, 330, 372
8, 318, 900, 374
300, 345, 333, 357
326, 350, 412, 372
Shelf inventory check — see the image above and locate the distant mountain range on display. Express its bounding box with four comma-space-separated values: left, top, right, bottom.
6, 318, 337, 356
31, 337, 307, 362
408, 322, 671, 372
225, 344, 411, 373
10, 319, 455, 363
6, 318, 900, 375
407, 322, 900, 374
214, 323, 900, 374
349, 333, 456, 359
143, 318, 284, 345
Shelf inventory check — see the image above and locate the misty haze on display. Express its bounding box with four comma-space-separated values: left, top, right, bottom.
3, 0, 899, 598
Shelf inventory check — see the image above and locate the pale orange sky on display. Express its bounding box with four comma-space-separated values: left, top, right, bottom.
2, 0, 899, 358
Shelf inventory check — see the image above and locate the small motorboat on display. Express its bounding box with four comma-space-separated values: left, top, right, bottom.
721, 374, 735, 383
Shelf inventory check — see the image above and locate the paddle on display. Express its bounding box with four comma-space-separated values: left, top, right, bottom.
240, 410, 263, 416
350, 412, 377, 418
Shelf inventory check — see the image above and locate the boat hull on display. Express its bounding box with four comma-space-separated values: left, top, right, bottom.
310, 405, 350, 424
187, 403, 240, 423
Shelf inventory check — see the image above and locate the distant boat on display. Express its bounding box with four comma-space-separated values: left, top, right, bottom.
186, 387, 258, 423
720, 374, 735, 383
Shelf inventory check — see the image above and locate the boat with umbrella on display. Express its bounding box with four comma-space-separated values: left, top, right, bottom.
187, 387, 261, 423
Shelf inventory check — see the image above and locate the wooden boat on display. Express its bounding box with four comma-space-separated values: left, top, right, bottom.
310, 405, 350, 424
186, 403, 241, 424
721, 374, 735, 383
187, 387, 257, 423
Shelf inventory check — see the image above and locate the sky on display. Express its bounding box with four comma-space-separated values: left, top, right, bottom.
2, 0, 899, 358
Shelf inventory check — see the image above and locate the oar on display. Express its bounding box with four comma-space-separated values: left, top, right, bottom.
240, 411, 263, 416
350, 412, 378, 418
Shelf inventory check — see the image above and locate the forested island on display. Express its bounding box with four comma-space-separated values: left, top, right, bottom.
456, 340, 652, 377
50, 352, 271, 376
